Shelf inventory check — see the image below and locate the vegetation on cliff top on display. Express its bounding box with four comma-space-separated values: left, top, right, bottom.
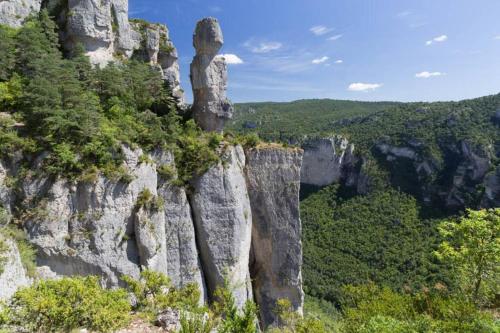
0, 11, 227, 183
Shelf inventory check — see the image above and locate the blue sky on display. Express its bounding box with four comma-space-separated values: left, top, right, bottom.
129, 0, 500, 103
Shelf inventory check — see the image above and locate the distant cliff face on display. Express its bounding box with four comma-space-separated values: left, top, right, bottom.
300, 135, 500, 210
301, 136, 355, 187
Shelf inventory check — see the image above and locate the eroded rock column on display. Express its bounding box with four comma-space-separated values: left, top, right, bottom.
245, 146, 304, 328
190, 18, 233, 132
189, 145, 253, 308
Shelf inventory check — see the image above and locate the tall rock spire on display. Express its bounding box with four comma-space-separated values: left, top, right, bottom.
190, 18, 233, 132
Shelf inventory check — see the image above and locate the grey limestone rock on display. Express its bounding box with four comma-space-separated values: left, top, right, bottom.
245, 146, 304, 329
0, 235, 31, 300
301, 136, 354, 187
151, 150, 207, 302
189, 145, 253, 308
190, 18, 233, 132
0, 0, 42, 28
21, 146, 158, 287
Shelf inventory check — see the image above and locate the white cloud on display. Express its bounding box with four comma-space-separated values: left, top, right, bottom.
348, 83, 382, 92
209, 6, 222, 13
219, 54, 244, 65
327, 34, 343, 41
244, 40, 283, 53
335, 60, 343, 64
426, 35, 448, 45
415, 71, 444, 78
312, 56, 329, 64
310, 25, 333, 36
495, 35, 500, 40
397, 11, 411, 18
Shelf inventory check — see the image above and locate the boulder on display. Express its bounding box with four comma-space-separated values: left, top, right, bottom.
245, 146, 304, 328
190, 18, 233, 132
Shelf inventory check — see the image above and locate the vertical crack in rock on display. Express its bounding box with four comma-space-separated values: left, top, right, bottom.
245, 146, 305, 329
151, 149, 207, 303
190, 18, 233, 132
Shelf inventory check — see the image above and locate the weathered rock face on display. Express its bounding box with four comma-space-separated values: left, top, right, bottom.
0, 0, 42, 27
64, 0, 128, 65
130, 22, 185, 104
301, 136, 355, 187
0, 235, 31, 300
151, 150, 206, 301
16, 148, 208, 299
189, 145, 253, 307
246, 146, 304, 329
22, 147, 156, 287
374, 140, 496, 210
190, 18, 233, 132
0, 0, 185, 103
0, 143, 305, 318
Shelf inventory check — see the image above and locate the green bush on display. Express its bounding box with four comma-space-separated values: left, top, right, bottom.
212, 280, 258, 333
124, 270, 201, 318
340, 284, 499, 333
179, 313, 216, 333
435, 209, 500, 306
268, 298, 327, 333
135, 188, 164, 211
7, 276, 131, 332
0, 238, 7, 275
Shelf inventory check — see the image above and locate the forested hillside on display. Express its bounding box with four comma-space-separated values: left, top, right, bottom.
229, 100, 400, 142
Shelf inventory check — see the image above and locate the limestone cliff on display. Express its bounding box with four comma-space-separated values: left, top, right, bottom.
0, 142, 304, 329
0, 235, 31, 300
0, 0, 41, 27
246, 145, 304, 327
0, 0, 185, 103
190, 145, 253, 308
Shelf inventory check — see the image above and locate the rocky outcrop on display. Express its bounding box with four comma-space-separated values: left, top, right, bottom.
374, 139, 496, 209
190, 18, 233, 132
0, 235, 31, 300
246, 146, 304, 328
189, 145, 253, 308
0, 0, 42, 27
0, 0, 185, 103
63, 0, 131, 65
21, 147, 156, 287
301, 136, 355, 187
129, 21, 185, 104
